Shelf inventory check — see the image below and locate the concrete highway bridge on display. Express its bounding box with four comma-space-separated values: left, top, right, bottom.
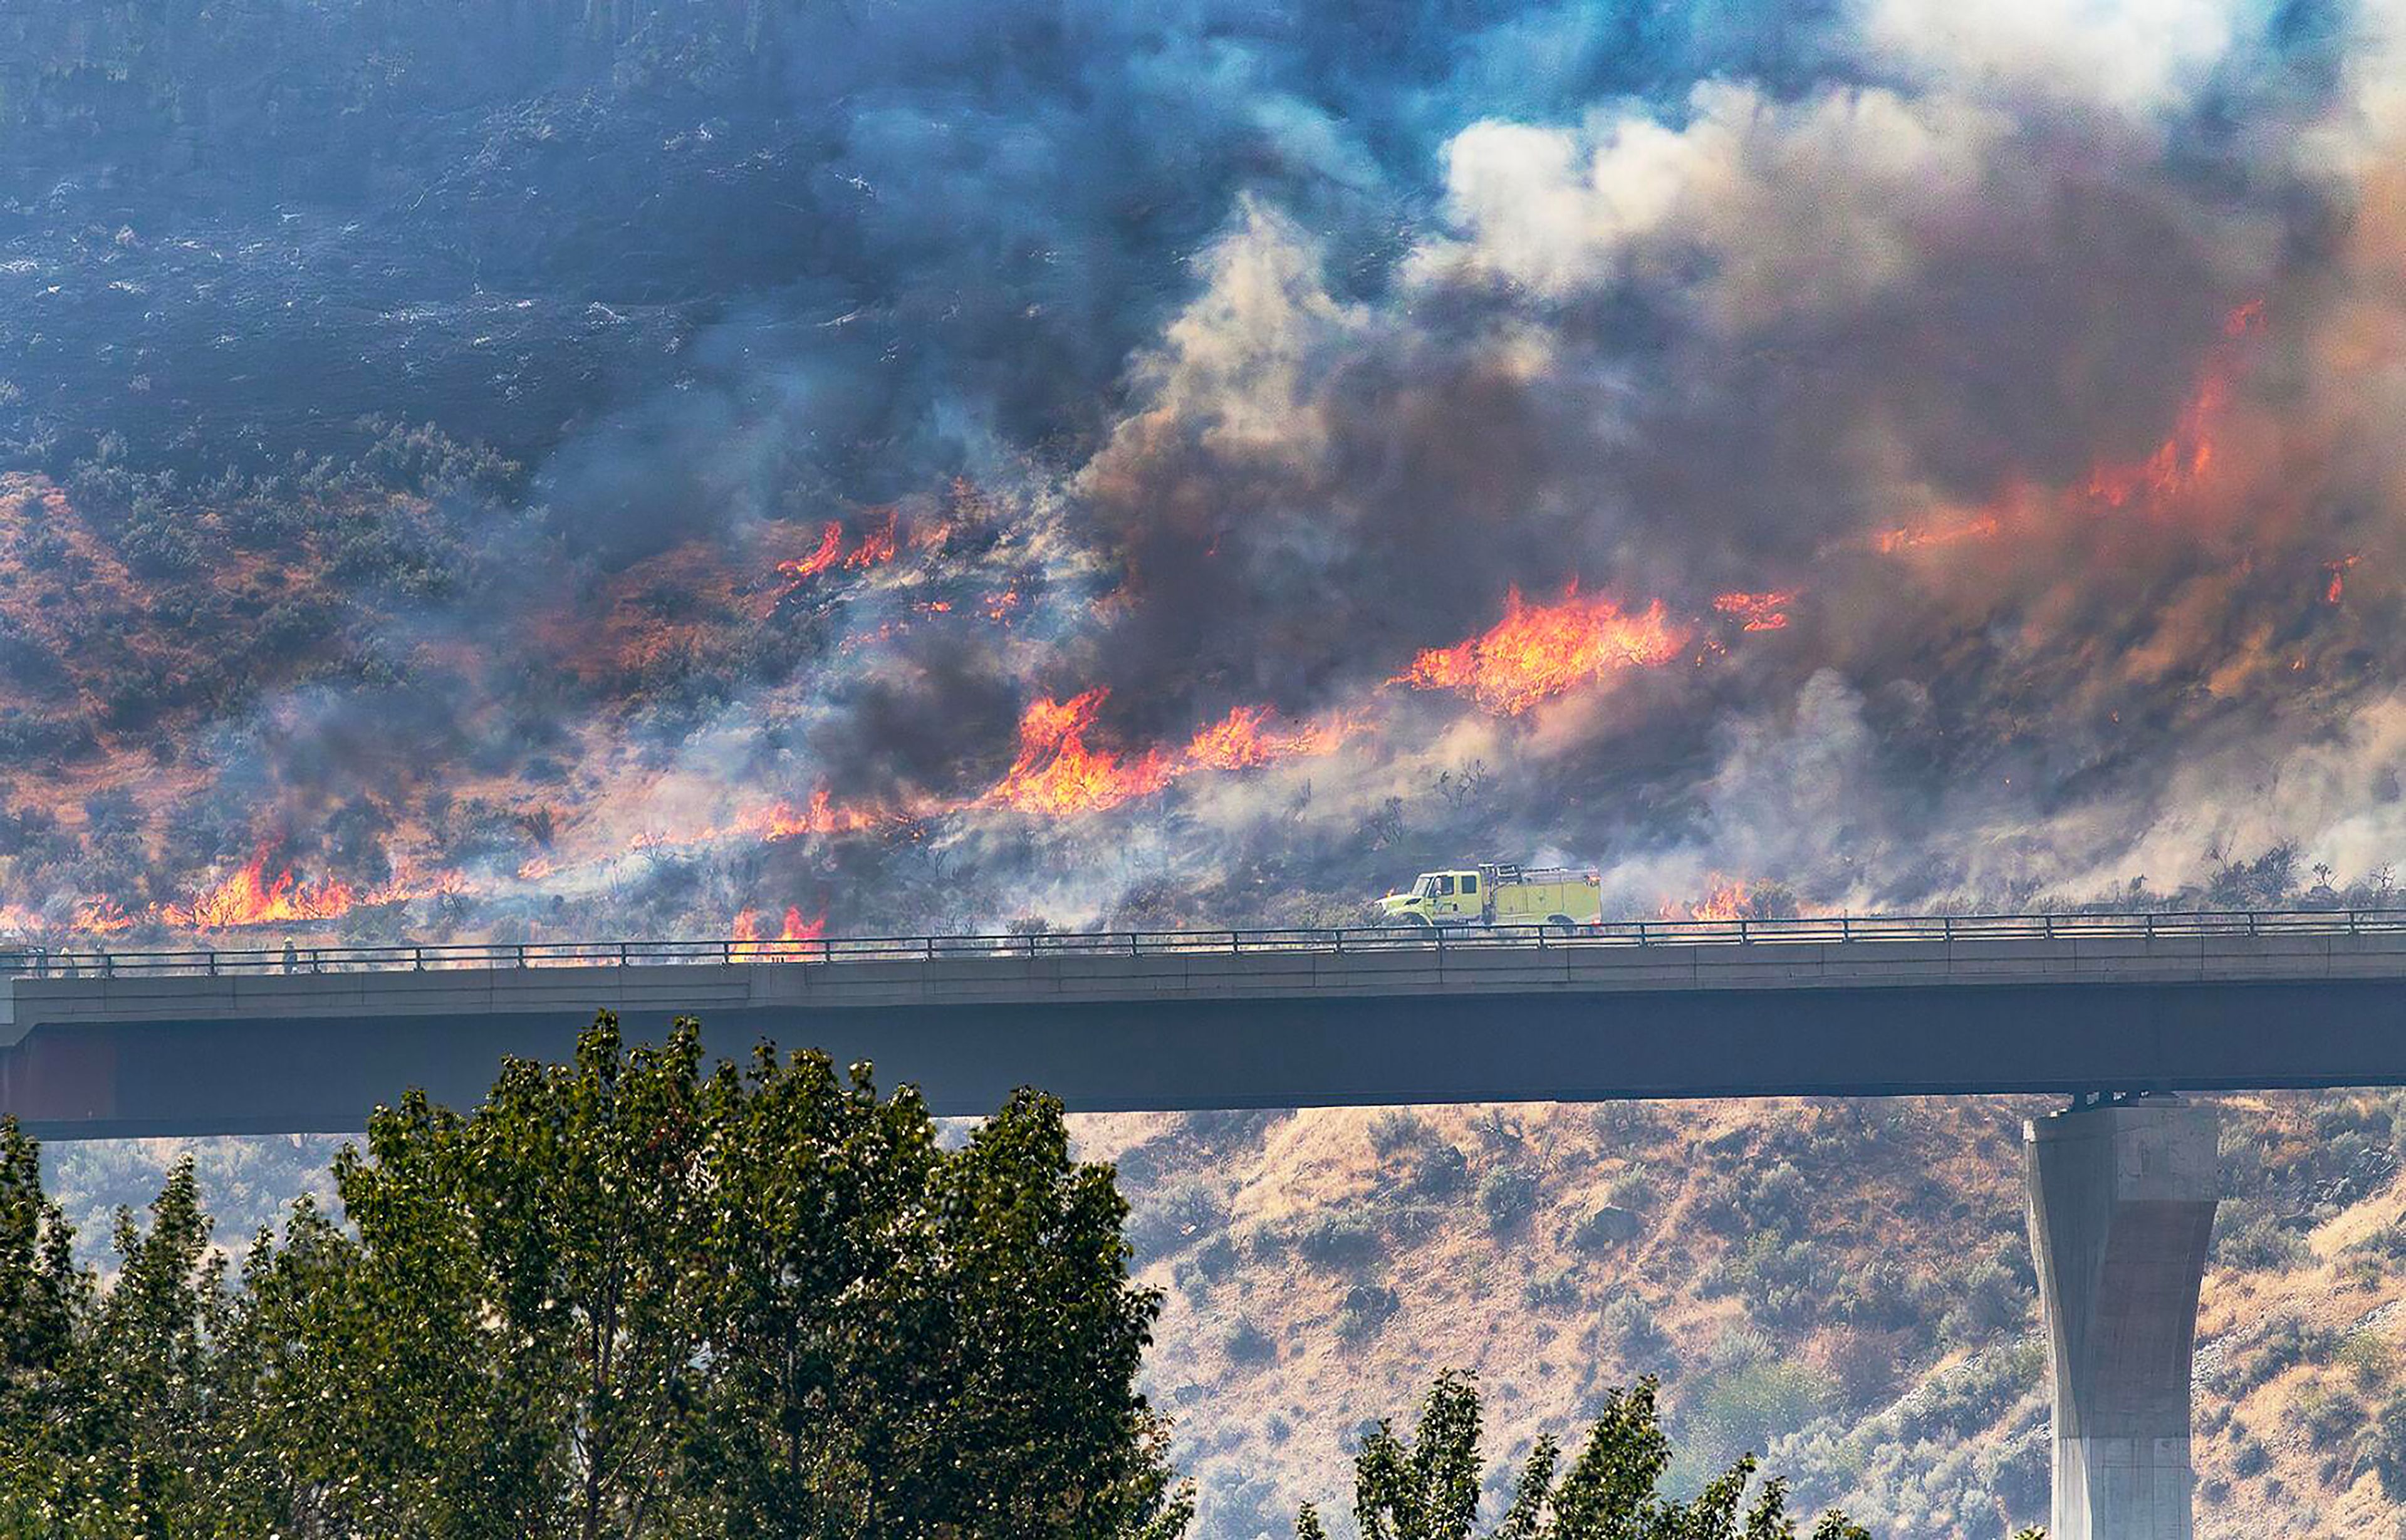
7, 907, 2403, 1540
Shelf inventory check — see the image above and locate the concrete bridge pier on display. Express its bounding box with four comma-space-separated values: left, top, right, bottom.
2025, 1098, 2219, 1540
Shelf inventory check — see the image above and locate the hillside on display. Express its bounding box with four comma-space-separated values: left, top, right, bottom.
42, 1088, 2406, 1539
1085, 1091, 2406, 1539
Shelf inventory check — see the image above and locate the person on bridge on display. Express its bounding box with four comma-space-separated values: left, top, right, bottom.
282, 936, 298, 975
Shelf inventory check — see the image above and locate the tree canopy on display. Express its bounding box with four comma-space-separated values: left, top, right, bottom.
1302, 1372, 2041, 1540
0, 1012, 1191, 1539
0, 1012, 1915, 1539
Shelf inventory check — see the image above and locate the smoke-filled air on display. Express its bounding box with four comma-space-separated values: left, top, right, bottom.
5, 0, 2406, 943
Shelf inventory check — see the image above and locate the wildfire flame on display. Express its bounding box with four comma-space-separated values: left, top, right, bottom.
730, 905, 828, 958
1666, 880, 1762, 922
1181, 705, 1348, 771
843, 508, 900, 570
1711, 590, 1797, 632
71, 897, 133, 934
1392, 584, 1685, 715
2084, 301, 2260, 513
979, 690, 1348, 818
776, 521, 844, 583
774, 510, 907, 592
164, 849, 356, 930
762, 787, 890, 842
1873, 511, 2002, 556
2084, 375, 2227, 510
986, 689, 1175, 817
2326, 554, 2360, 606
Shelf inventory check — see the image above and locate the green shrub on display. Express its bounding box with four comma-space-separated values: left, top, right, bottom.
1295, 1213, 1383, 1270
2239, 1313, 2341, 1393
1570, 1203, 1642, 1253
1522, 1267, 1580, 1310
1478, 1166, 1539, 1233
1368, 1110, 1432, 1157
1398, 1142, 1471, 1202
1225, 1319, 1276, 1365
2216, 1202, 2312, 1270
1601, 1293, 1667, 1362
1679, 1333, 1835, 1477
2340, 1331, 2395, 1392
1124, 1175, 1227, 1260
1605, 1165, 1656, 1212
1190, 1232, 1239, 1281
1336, 1282, 1399, 1340
2296, 1381, 2368, 1450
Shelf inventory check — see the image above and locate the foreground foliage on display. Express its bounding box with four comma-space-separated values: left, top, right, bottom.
1301, 1372, 2005, 1540
0, 1012, 1190, 1539
0, 1016, 1909, 1538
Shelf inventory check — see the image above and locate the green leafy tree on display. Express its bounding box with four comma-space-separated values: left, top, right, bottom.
44, 1160, 240, 1537
0, 1014, 1192, 1539
1314, 1371, 1875, 1540
0, 1116, 86, 1531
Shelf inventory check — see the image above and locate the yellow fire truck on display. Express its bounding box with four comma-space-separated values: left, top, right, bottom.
1377, 863, 1603, 928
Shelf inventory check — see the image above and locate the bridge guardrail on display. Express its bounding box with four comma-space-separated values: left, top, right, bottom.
4, 908, 2406, 980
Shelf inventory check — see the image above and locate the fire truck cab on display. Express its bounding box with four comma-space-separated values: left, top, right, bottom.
1377, 863, 1603, 928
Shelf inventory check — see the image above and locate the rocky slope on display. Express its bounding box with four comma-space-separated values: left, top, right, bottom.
1083, 1091, 2406, 1539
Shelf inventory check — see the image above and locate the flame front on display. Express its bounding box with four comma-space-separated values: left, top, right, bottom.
776, 521, 844, 584
843, 508, 900, 570
2082, 303, 2259, 513
72, 898, 133, 934
1874, 511, 2002, 556
763, 787, 890, 841
1711, 590, 1797, 632
731, 905, 828, 958
1666, 880, 1765, 922
1181, 705, 1348, 771
2327, 554, 2360, 606
774, 511, 906, 592
164, 850, 356, 930
986, 689, 1175, 816
1393, 585, 1686, 715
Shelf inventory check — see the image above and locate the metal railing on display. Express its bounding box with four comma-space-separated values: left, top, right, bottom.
4, 907, 2406, 981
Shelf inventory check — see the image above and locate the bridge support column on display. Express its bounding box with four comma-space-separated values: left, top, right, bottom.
2025, 1099, 2219, 1540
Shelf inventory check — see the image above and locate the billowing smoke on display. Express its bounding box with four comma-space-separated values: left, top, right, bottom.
2, 0, 2404, 938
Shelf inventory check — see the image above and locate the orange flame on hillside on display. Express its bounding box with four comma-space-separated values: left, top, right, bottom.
982, 690, 1351, 818
731, 905, 828, 958
164, 850, 355, 929
72, 898, 133, 934
2084, 376, 2227, 509
1874, 511, 2002, 556
1712, 590, 1797, 632
844, 508, 900, 570
1665, 880, 1767, 922
1876, 301, 2262, 552
763, 787, 891, 842
2326, 554, 2360, 605
2085, 301, 2261, 512
986, 689, 1174, 817
1182, 705, 1349, 771
777, 522, 844, 583
774, 511, 907, 592
1392, 584, 1685, 715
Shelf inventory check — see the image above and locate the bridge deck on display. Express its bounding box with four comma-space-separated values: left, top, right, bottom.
3, 913, 2403, 1136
